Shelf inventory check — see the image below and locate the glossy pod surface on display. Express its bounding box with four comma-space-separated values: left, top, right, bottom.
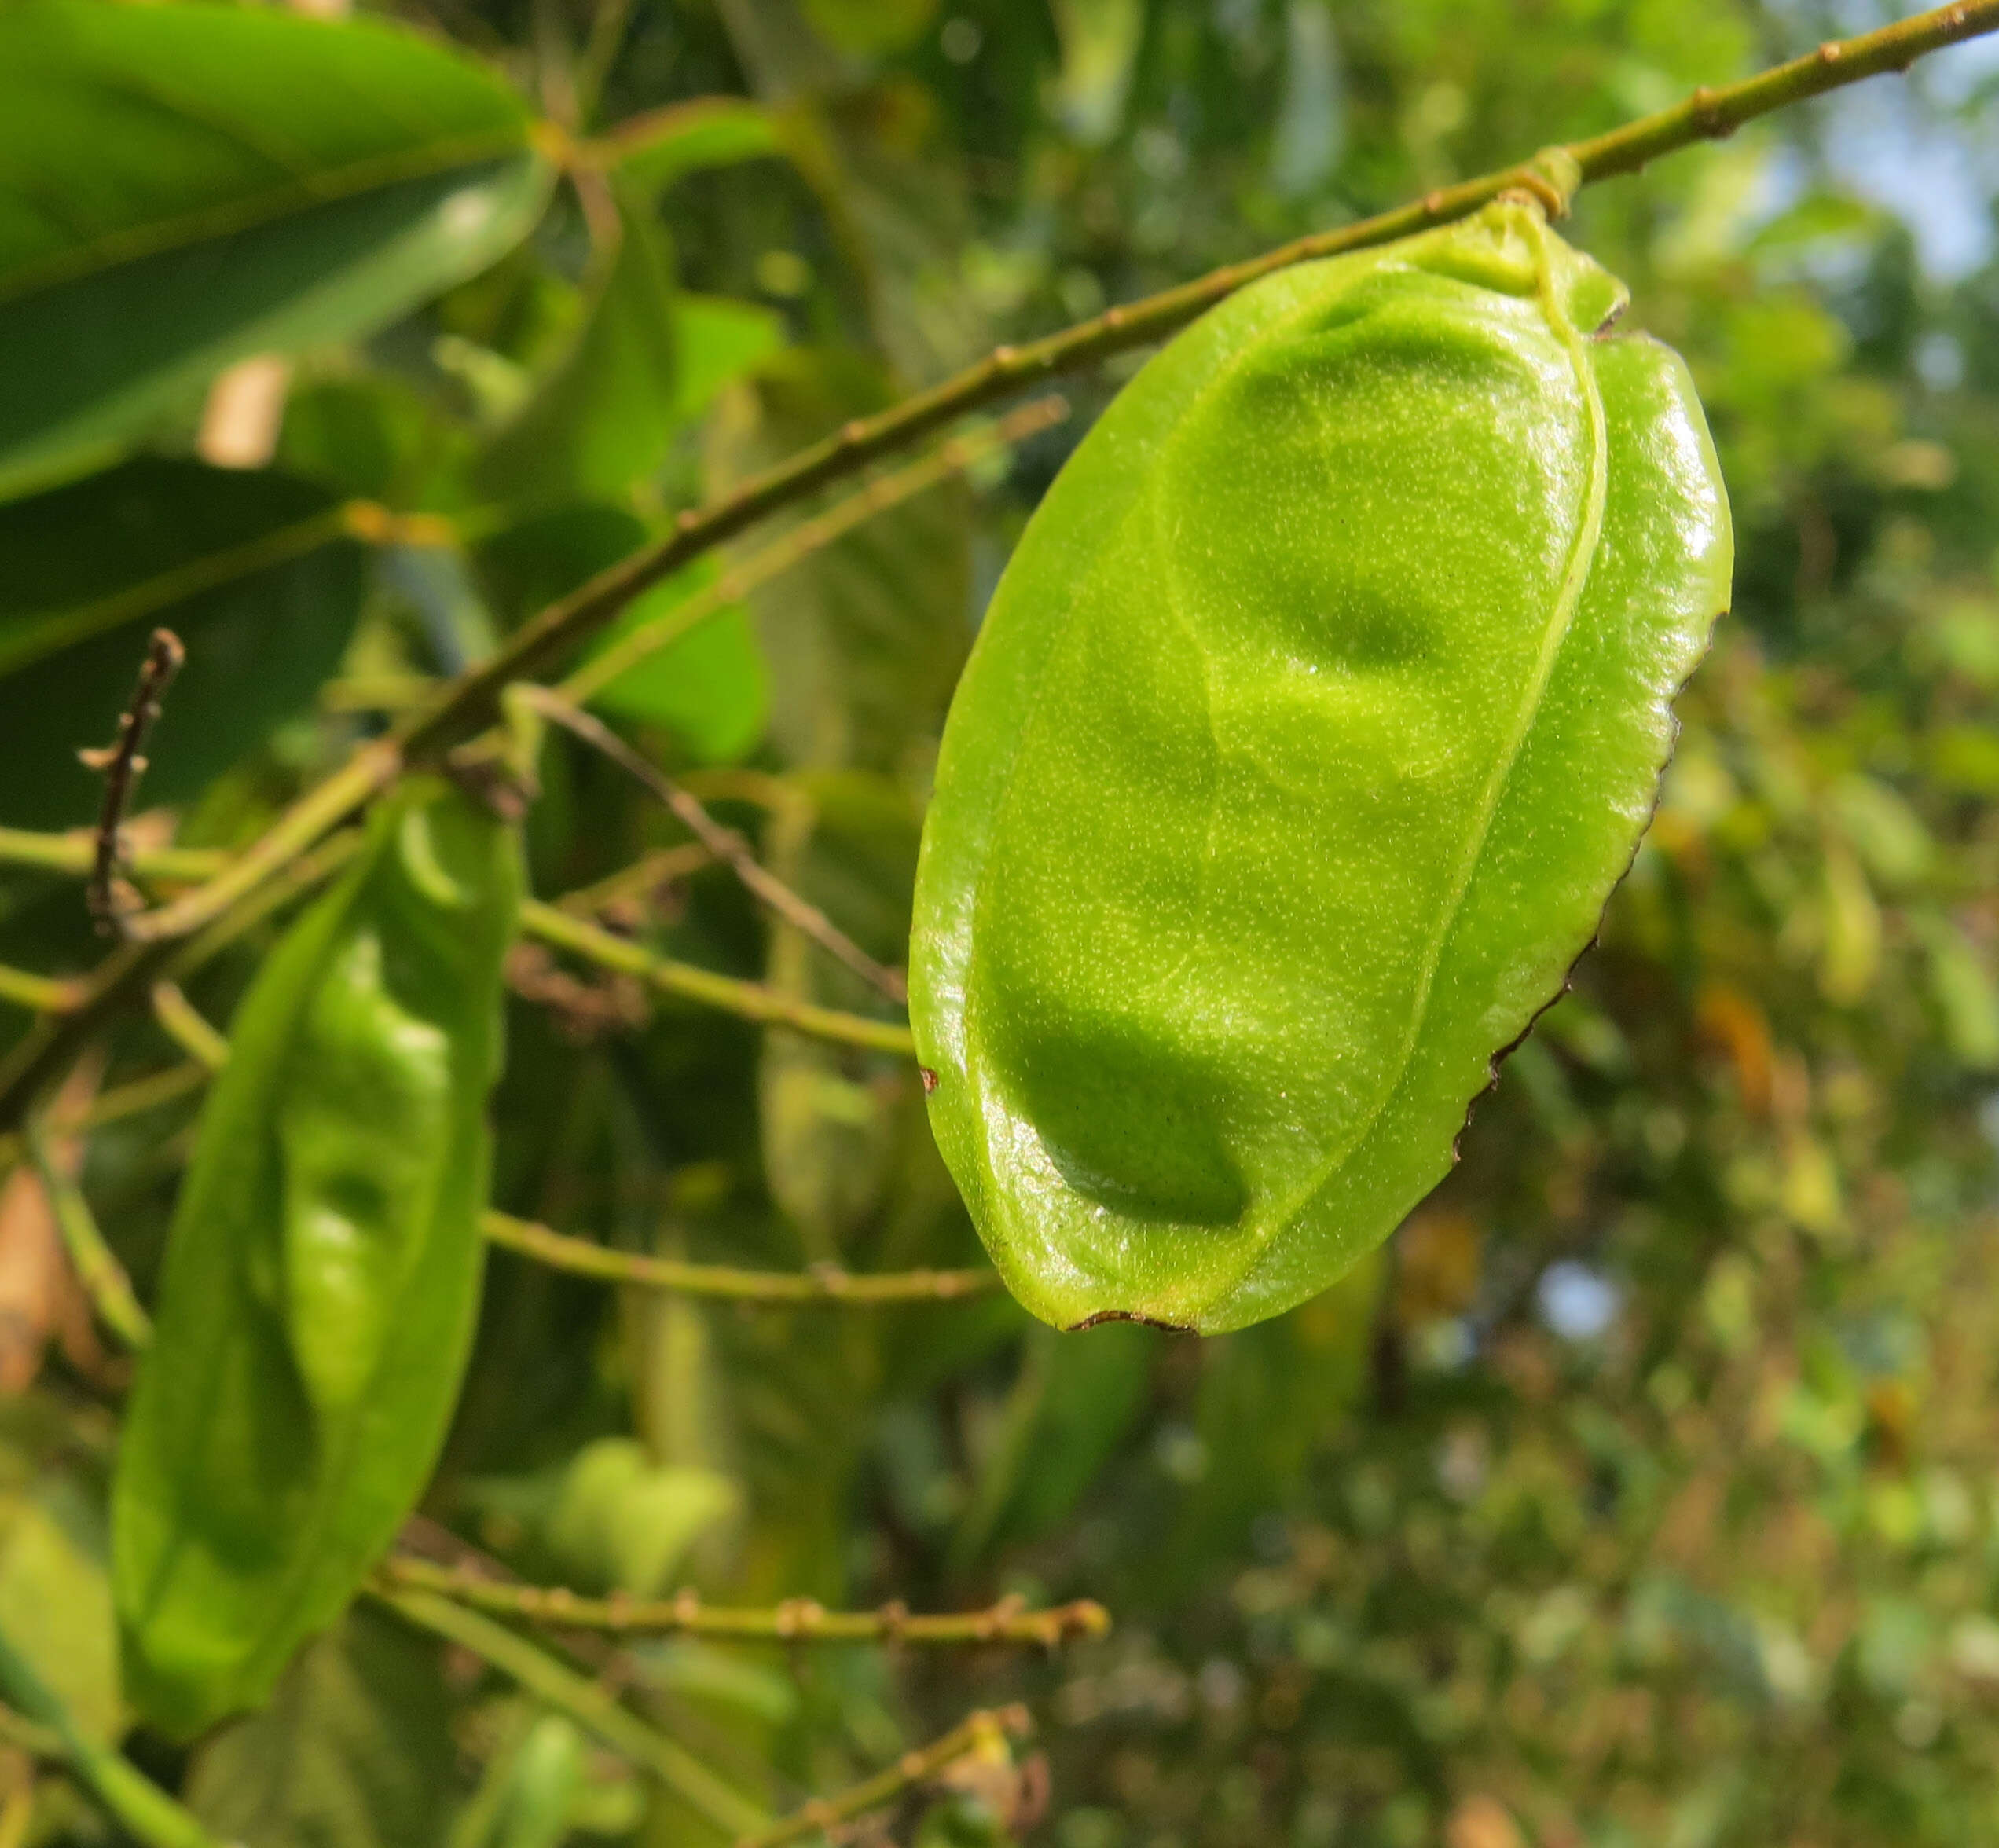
112, 780, 520, 1734
911, 204, 1732, 1334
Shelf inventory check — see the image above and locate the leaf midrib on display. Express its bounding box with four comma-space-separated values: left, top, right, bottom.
0, 127, 531, 311
1219, 216, 1612, 1317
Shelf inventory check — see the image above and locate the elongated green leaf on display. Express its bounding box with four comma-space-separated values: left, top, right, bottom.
475, 201, 678, 508
676, 294, 785, 425
112, 781, 521, 1736
0, 0, 549, 493
185, 1606, 456, 1848
911, 204, 1733, 1333
0, 458, 365, 829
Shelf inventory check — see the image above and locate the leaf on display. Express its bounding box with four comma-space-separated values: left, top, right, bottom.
1916, 914, 1999, 1070
675, 295, 786, 426
910, 204, 1733, 1333
185, 1604, 456, 1848
493, 1715, 589, 1848
0, 1472, 119, 1745
801, 0, 940, 56
112, 780, 522, 1737
475, 200, 680, 509
610, 98, 786, 199
0, 0, 549, 493
279, 372, 475, 508
706, 350, 970, 772
545, 1438, 740, 1597
0, 457, 366, 830
475, 507, 768, 764
951, 1320, 1157, 1568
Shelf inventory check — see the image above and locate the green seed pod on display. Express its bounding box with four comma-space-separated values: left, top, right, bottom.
910, 202, 1731, 1334
112, 779, 520, 1735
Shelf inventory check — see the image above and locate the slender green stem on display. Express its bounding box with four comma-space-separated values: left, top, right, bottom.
369, 1583, 768, 1839
554, 843, 713, 916
383, 1553, 1105, 1646
559, 394, 1069, 706
483, 1208, 992, 1303
149, 983, 230, 1072
22, 1119, 150, 1350
734, 1706, 1032, 1848
0, 969, 76, 1016
163, 830, 365, 982
0, 1634, 221, 1848
0, 1063, 209, 1172
0, 830, 226, 885
522, 688, 907, 1003
127, 742, 399, 944
519, 900, 916, 1057
4, 1, 1993, 1135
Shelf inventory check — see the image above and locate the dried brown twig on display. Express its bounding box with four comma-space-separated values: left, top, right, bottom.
82, 630, 184, 935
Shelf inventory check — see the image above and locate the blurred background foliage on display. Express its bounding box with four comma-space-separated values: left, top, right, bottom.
9, 0, 1999, 1845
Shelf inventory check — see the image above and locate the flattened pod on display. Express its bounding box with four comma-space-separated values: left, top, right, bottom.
910, 203, 1732, 1334
113, 779, 520, 1735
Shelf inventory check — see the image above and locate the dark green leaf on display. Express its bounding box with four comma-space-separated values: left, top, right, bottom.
0, 0, 549, 492
952, 1321, 1157, 1567
475, 202, 679, 509
0, 458, 365, 829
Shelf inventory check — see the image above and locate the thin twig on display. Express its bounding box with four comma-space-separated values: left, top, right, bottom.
518, 900, 915, 1056
0, 1608, 218, 1848
22, 1118, 149, 1351
555, 842, 713, 917
0, 1063, 208, 1172
122, 740, 402, 947
482, 1208, 996, 1303
559, 394, 1070, 707
7, 2, 1997, 1135
735, 1706, 1032, 1848
369, 1582, 768, 1839
381, 1553, 1106, 1646
0, 969, 79, 1016
163, 829, 365, 983
82, 630, 184, 935
149, 984, 229, 1072
521, 688, 908, 1004
0, 829, 225, 885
